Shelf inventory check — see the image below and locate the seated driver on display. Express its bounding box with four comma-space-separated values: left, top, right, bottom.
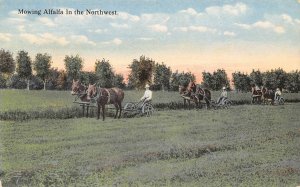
217, 87, 227, 104
274, 88, 281, 101
140, 84, 152, 106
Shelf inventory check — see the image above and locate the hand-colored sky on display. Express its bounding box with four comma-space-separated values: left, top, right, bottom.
0, 0, 299, 81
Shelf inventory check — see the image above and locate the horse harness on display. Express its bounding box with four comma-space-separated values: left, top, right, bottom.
93, 87, 113, 104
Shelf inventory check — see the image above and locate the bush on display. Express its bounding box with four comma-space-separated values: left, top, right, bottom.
6, 74, 27, 89
30, 76, 44, 90
0, 74, 7, 88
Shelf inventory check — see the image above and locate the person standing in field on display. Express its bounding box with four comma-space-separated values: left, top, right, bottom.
140, 84, 152, 106
217, 87, 227, 104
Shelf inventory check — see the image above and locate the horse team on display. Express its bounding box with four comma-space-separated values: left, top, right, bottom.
251, 85, 282, 105
71, 80, 283, 121
71, 80, 124, 121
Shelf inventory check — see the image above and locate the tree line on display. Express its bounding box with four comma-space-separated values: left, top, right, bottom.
0, 49, 299, 92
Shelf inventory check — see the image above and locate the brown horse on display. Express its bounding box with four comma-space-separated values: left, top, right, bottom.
261, 87, 275, 104
87, 84, 124, 121
179, 81, 211, 109
195, 85, 211, 109
71, 80, 90, 116
251, 86, 262, 104
179, 85, 192, 108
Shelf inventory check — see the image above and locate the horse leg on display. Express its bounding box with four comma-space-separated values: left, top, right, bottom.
82, 105, 85, 117
188, 100, 191, 110
205, 98, 210, 109
113, 103, 118, 119
118, 102, 122, 118
97, 103, 100, 120
102, 104, 105, 121
86, 105, 89, 118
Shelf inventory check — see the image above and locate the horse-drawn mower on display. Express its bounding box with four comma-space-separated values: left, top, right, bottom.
209, 97, 233, 109
123, 100, 154, 117
73, 94, 154, 118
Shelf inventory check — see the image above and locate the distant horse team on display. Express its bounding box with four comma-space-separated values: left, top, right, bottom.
71, 79, 283, 121
251, 85, 283, 105
179, 81, 211, 109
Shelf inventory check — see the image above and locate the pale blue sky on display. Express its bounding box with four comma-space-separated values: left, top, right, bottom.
0, 0, 299, 79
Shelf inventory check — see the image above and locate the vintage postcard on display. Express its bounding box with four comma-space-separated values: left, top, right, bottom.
0, 0, 299, 186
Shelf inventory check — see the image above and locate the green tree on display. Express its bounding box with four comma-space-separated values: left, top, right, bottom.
202, 69, 229, 90
113, 73, 126, 88
170, 70, 195, 91
80, 71, 98, 86
212, 69, 230, 90
0, 49, 15, 76
56, 70, 68, 90
285, 71, 300, 93
95, 58, 114, 88
47, 68, 60, 90
154, 62, 172, 91
33, 53, 52, 90
201, 72, 214, 90
250, 69, 263, 87
16, 50, 32, 90
64, 54, 83, 81
262, 68, 287, 90
232, 72, 251, 92
128, 55, 155, 89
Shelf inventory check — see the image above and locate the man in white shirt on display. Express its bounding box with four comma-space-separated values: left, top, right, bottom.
274, 88, 281, 101
217, 87, 227, 104
140, 84, 152, 106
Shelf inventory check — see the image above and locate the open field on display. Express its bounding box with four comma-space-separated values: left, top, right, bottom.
0, 89, 300, 186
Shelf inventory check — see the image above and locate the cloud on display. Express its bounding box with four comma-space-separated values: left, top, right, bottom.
234, 23, 251, 29
235, 20, 285, 34
179, 8, 202, 16
118, 12, 140, 22
89, 28, 108, 34
224, 31, 236, 36
253, 21, 285, 33
70, 35, 96, 46
281, 14, 293, 24
20, 33, 69, 46
149, 24, 168, 32
112, 38, 122, 45
0, 33, 12, 42
36, 17, 56, 27
9, 10, 27, 18
174, 26, 217, 33
137, 37, 153, 41
205, 2, 247, 16
110, 23, 129, 29
102, 38, 122, 45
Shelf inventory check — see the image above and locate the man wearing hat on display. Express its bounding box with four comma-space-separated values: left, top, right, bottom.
274, 88, 281, 101
217, 86, 228, 104
140, 83, 152, 106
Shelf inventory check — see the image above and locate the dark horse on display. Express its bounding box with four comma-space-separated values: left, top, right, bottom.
251, 85, 262, 104
179, 81, 211, 109
261, 87, 275, 104
87, 84, 124, 121
71, 80, 90, 117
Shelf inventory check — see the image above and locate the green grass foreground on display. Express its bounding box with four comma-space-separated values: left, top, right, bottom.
1, 104, 300, 186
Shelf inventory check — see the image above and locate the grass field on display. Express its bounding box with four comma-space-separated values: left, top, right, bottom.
1, 89, 300, 112
0, 89, 300, 186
